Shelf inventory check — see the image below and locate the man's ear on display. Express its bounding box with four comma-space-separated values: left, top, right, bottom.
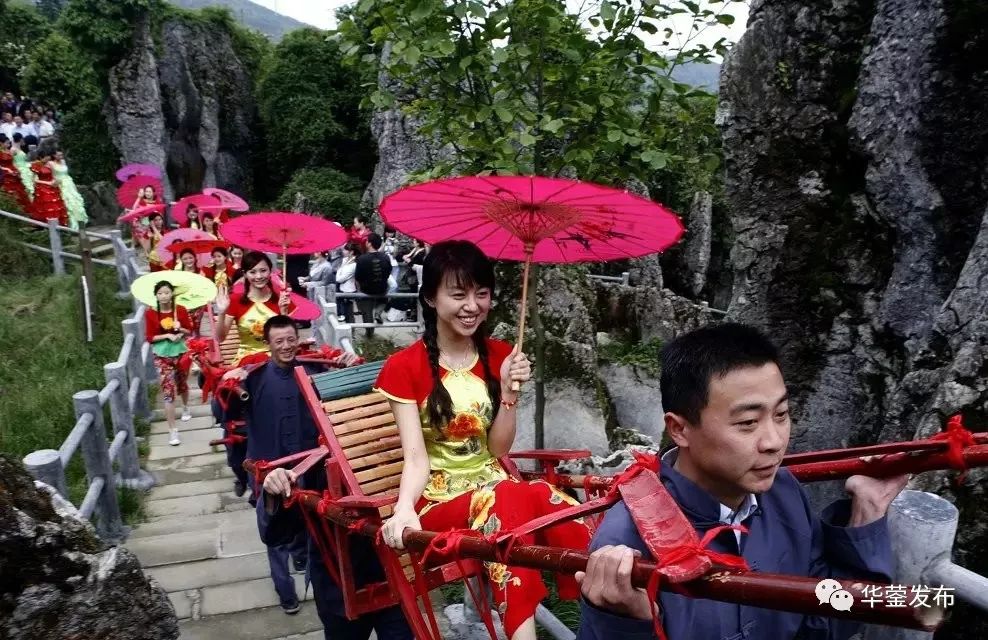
664, 412, 692, 449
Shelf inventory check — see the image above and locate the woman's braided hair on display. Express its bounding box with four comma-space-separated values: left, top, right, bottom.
419, 240, 500, 428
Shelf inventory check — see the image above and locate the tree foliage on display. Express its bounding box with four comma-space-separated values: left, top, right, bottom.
275, 167, 365, 224
57, 0, 160, 69
0, 1, 53, 89
20, 33, 101, 112
58, 98, 118, 184
256, 28, 374, 196
337, 0, 739, 187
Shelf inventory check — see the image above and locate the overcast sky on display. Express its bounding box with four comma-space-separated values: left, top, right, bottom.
250, 0, 750, 50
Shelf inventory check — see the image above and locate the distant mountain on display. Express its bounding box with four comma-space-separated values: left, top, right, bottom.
670, 61, 721, 91
167, 0, 310, 40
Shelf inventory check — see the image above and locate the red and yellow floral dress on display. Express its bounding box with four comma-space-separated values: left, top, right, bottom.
374, 338, 591, 638
224, 292, 295, 365
201, 263, 237, 289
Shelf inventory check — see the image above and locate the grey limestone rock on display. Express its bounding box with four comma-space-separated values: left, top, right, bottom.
106, 15, 257, 202
720, 0, 988, 634
0, 455, 178, 640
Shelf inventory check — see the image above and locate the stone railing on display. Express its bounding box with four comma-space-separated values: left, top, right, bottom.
20, 229, 155, 544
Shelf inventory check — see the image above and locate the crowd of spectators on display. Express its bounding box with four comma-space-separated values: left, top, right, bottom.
0, 92, 59, 151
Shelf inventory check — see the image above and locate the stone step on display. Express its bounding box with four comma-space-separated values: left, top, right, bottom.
146, 489, 251, 520
168, 573, 314, 620
150, 415, 216, 434
129, 502, 251, 539
150, 461, 234, 487
153, 403, 214, 421
148, 451, 228, 470
149, 477, 240, 501
127, 519, 263, 566
148, 425, 226, 447
178, 604, 323, 640
148, 551, 270, 592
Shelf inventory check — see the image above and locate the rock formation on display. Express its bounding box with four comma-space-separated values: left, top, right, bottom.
0, 455, 178, 640
106, 14, 257, 201
720, 0, 988, 634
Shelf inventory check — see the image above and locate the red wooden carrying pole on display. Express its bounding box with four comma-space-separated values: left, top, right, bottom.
527, 442, 988, 493
304, 496, 944, 632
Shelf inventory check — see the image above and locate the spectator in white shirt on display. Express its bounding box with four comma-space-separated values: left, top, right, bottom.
11, 115, 34, 139
32, 112, 53, 138
0, 113, 13, 139
334, 242, 360, 323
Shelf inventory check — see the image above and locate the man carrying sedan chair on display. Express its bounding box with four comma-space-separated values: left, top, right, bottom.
221, 315, 412, 639
577, 323, 907, 640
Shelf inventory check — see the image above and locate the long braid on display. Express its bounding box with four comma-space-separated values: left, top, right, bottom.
472, 325, 501, 421
423, 306, 455, 429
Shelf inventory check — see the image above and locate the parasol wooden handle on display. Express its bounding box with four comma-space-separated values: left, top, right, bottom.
512, 255, 533, 392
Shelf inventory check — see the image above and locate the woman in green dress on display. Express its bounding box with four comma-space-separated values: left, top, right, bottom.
49, 150, 88, 230
11, 134, 34, 199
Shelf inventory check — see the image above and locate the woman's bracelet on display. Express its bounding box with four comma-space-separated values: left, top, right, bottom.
501, 397, 518, 409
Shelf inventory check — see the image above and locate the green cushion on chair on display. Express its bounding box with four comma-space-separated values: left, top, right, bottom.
311, 360, 386, 401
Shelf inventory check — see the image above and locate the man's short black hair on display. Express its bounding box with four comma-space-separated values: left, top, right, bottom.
262, 314, 298, 341
660, 323, 781, 424
367, 232, 383, 250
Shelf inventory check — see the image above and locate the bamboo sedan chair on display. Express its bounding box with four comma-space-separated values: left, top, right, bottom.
244, 360, 592, 637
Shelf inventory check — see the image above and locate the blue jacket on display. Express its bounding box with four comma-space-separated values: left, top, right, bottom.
576, 452, 894, 640
232, 361, 390, 617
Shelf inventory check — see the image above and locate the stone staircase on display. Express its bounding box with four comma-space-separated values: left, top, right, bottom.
124, 383, 326, 639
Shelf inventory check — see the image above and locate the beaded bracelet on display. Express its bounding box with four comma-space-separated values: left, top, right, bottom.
501, 398, 518, 409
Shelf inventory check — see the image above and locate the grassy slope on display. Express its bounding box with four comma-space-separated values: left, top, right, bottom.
0, 219, 143, 519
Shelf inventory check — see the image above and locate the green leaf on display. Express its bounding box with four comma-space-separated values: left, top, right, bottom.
600, 1, 616, 22
495, 106, 513, 123
437, 40, 455, 55
607, 129, 623, 143
544, 119, 565, 133
716, 14, 736, 26
405, 45, 421, 65
519, 131, 537, 146
459, 55, 474, 70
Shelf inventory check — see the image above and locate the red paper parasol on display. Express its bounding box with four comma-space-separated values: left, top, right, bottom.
172, 193, 224, 225
116, 163, 161, 183
379, 175, 684, 380
157, 229, 216, 268
220, 212, 347, 275
168, 239, 232, 256
117, 175, 164, 208
203, 188, 249, 212
117, 203, 165, 225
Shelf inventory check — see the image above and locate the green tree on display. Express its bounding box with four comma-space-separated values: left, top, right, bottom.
256, 28, 374, 198
58, 99, 118, 184
275, 167, 366, 224
36, 0, 66, 21
337, 0, 740, 444
0, 0, 52, 89
57, 0, 160, 69
21, 33, 101, 112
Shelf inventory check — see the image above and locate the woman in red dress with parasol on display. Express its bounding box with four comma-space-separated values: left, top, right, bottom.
200, 246, 237, 289
213, 251, 294, 366
29, 157, 68, 226
146, 213, 168, 272
376, 240, 591, 640
202, 212, 222, 240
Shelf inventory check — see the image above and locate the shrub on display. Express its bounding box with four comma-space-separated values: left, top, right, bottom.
21, 33, 101, 112
275, 167, 365, 225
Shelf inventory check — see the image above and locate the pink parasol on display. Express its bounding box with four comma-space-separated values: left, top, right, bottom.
157, 229, 217, 268
117, 203, 165, 225
172, 193, 224, 225
229, 279, 321, 321
379, 175, 684, 383
116, 163, 161, 183
167, 239, 232, 256
220, 212, 347, 275
117, 175, 164, 208
203, 188, 249, 212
